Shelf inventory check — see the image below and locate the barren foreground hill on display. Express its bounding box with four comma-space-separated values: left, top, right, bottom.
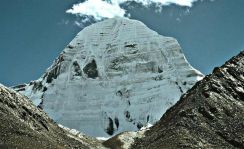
132, 51, 244, 148
0, 84, 104, 149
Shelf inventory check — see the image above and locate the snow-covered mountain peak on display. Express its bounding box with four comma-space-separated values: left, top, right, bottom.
15, 18, 203, 137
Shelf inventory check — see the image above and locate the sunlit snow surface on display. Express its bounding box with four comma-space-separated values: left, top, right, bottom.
17, 18, 203, 137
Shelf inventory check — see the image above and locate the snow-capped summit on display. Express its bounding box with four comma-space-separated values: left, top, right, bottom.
15, 17, 203, 137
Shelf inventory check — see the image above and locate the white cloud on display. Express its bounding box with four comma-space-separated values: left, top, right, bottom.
66, 0, 199, 21
66, 0, 126, 20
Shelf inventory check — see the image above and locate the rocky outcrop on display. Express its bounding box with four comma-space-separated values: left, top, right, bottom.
130, 51, 244, 148
14, 17, 203, 137
0, 84, 104, 149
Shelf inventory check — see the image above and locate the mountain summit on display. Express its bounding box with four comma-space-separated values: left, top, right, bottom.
15, 18, 203, 137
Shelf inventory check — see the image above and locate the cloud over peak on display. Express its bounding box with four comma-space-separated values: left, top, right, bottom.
66, 0, 199, 22
66, 0, 126, 21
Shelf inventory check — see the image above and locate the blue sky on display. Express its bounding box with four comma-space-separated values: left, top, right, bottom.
0, 0, 243, 86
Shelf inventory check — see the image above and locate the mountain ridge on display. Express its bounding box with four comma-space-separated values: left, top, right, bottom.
130, 51, 244, 148
0, 83, 104, 149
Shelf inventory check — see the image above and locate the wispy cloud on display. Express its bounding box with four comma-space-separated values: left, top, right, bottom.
66, 0, 199, 22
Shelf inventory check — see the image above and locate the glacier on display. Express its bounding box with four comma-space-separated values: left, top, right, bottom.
14, 17, 203, 137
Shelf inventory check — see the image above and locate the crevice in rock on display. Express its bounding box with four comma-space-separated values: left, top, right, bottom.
73, 61, 82, 76
158, 67, 163, 73
32, 81, 43, 92
106, 117, 114, 135
125, 111, 130, 119
175, 82, 183, 93
216, 131, 244, 148
46, 65, 60, 83
137, 122, 143, 129
198, 106, 214, 120
83, 60, 98, 79
124, 44, 137, 48
114, 117, 119, 129
147, 115, 150, 122
45, 55, 64, 83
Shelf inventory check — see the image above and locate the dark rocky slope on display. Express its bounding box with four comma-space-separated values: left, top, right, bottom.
131, 51, 244, 149
0, 84, 104, 149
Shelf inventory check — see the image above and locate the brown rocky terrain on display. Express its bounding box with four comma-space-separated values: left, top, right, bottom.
0, 84, 105, 149
131, 51, 244, 148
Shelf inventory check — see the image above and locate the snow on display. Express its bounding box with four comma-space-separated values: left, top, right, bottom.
116, 127, 148, 149
96, 137, 109, 141
17, 17, 203, 137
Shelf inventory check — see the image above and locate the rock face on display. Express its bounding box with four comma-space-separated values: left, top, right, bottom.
15, 17, 203, 137
131, 51, 244, 149
0, 84, 104, 149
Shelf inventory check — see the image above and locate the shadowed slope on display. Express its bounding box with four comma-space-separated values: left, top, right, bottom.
131, 51, 244, 149
0, 84, 104, 149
